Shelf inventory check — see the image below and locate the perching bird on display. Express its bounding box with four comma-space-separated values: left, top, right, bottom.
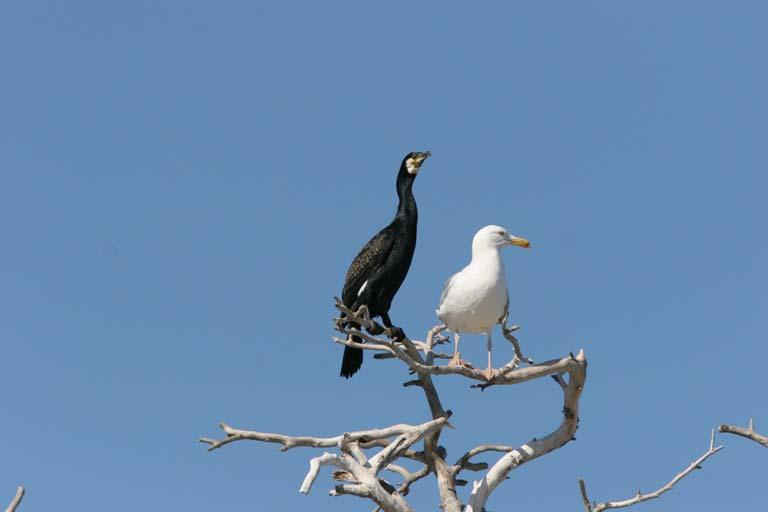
436, 225, 530, 380
339, 151, 432, 378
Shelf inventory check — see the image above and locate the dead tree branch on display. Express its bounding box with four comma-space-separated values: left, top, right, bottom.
334, 301, 588, 511
464, 350, 587, 512
198, 421, 437, 453
200, 416, 449, 512
334, 300, 581, 388
200, 300, 588, 511
719, 419, 768, 448
453, 445, 513, 475
385, 464, 431, 495
5, 487, 24, 512
578, 430, 723, 511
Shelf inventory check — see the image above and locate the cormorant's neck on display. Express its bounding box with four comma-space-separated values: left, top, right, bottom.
395, 168, 417, 221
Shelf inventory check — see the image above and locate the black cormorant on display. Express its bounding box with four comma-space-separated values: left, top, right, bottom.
339, 151, 431, 378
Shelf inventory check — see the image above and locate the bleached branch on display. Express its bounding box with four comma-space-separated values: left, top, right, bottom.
335, 323, 583, 388
332, 301, 590, 511
465, 350, 587, 512
339, 434, 369, 465
334, 302, 465, 511
302, 451, 415, 512
579, 478, 593, 512
201, 300, 590, 512
452, 445, 513, 475
499, 313, 534, 365
580, 430, 723, 511
719, 419, 768, 448
301, 452, 350, 494
201, 414, 449, 512
5, 487, 24, 512
369, 416, 450, 474
385, 464, 431, 495
199, 421, 434, 452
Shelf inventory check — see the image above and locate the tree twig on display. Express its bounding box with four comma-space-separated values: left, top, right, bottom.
385, 464, 431, 495
580, 430, 723, 511
5, 487, 24, 512
719, 419, 768, 448
452, 445, 513, 476
579, 478, 593, 512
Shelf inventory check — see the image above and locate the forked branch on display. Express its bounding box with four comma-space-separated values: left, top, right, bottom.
200, 416, 449, 512
578, 430, 723, 511
464, 350, 587, 512
335, 300, 577, 388
200, 301, 589, 512
719, 419, 768, 448
199, 421, 437, 453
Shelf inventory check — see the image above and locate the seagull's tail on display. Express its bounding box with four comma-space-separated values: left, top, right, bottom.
340, 324, 363, 378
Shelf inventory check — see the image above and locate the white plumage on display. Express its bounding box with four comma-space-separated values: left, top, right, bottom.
436, 225, 530, 379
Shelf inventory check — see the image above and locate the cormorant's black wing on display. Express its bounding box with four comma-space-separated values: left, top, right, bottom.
342, 225, 396, 307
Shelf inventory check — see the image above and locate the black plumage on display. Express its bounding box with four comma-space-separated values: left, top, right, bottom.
339, 151, 431, 378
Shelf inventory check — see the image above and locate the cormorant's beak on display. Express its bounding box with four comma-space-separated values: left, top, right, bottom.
405, 151, 431, 176
507, 235, 531, 248
414, 151, 431, 166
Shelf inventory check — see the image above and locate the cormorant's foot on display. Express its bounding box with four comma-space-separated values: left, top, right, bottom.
482, 367, 497, 381
366, 323, 385, 336
385, 326, 406, 341
448, 354, 472, 368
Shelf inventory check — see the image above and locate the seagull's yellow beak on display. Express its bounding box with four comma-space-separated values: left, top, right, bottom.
508, 235, 531, 248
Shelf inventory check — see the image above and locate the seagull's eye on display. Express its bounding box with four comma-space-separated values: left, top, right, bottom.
496, 231, 505, 236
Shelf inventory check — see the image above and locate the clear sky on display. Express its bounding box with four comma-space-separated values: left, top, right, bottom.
1, 1, 766, 511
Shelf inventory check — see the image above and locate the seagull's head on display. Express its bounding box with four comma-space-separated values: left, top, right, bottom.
402, 151, 432, 176
475, 225, 531, 250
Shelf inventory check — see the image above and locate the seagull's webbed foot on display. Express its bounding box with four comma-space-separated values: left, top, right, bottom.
482, 366, 497, 381
448, 353, 472, 368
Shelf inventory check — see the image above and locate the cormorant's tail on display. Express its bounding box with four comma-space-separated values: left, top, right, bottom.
340, 334, 363, 378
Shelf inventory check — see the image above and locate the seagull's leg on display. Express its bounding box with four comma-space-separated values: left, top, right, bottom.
449, 332, 461, 366
448, 332, 471, 368
482, 333, 496, 380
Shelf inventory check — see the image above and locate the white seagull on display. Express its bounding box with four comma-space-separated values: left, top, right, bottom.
436, 225, 530, 379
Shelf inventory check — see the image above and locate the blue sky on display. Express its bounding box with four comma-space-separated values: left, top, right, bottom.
1, 1, 766, 510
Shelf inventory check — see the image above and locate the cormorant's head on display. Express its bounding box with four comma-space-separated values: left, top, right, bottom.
403, 151, 431, 176
474, 225, 531, 250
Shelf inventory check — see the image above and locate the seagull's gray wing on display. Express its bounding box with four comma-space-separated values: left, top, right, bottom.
437, 272, 459, 310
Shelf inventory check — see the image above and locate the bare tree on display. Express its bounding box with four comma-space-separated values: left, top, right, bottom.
5, 487, 24, 512
719, 419, 768, 449
199, 301, 588, 511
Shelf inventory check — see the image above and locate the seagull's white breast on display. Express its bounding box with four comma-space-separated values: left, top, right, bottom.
436, 252, 508, 334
